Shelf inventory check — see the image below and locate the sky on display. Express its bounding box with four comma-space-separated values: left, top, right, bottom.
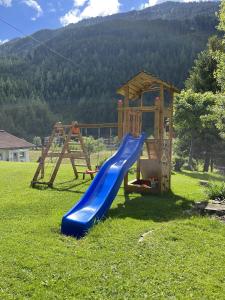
0, 0, 218, 43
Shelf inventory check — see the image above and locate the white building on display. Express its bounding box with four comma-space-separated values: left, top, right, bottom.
0, 130, 33, 162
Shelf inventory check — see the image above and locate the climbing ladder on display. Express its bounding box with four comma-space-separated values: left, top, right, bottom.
31, 122, 93, 188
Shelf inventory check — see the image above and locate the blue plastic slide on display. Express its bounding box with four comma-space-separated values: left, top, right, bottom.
61, 133, 146, 237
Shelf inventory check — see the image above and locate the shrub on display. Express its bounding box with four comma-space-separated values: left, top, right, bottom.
173, 156, 185, 172
204, 181, 225, 201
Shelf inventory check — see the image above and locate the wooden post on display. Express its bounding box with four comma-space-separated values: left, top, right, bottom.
136, 158, 141, 180
123, 86, 129, 192
123, 86, 129, 189
118, 100, 123, 140
168, 90, 174, 189
140, 93, 143, 107
31, 125, 57, 185
154, 97, 160, 139
159, 84, 165, 193
123, 86, 129, 135
124, 172, 128, 192
40, 147, 45, 179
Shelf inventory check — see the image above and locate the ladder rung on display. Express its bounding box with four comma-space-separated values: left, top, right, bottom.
75, 164, 88, 167
70, 150, 83, 153
71, 134, 80, 137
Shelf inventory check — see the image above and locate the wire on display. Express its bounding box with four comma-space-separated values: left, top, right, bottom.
0, 15, 76, 66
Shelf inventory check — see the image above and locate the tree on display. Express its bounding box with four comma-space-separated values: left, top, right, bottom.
185, 36, 220, 93
83, 137, 106, 156
174, 90, 223, 172
33, 136, 42, 149
214, 0, 225, 91
212, 94, 225, 140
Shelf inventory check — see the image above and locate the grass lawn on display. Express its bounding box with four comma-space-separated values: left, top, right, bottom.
0, 162, 225, 299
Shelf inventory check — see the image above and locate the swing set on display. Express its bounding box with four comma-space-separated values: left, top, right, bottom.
31, 121, 117, 188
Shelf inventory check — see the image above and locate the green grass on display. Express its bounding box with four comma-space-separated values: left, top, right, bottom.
0, 162, 225, 299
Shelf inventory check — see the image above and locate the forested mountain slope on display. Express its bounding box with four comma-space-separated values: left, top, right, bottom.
0, 1, 219, 139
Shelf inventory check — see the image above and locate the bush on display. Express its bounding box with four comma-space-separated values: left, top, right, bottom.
83, 137, 106, 155
204, 181, 225, 201
173, 156, 185, 171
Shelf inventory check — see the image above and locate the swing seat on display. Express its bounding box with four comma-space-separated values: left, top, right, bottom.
80, 169, 98, 180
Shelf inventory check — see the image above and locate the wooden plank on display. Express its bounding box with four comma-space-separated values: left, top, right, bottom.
79, 123, 117, 129
59, 123, 117, 129
119, 106, 157, 113
47, 153, 85, 159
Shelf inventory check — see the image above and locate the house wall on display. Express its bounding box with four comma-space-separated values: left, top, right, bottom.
0, 150, 8, 161
0, 149, 30, 162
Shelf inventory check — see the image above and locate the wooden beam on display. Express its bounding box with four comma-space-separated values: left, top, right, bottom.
168, 90, 174, 189
118, 106, 158, 113
154, 98, 160, 139
31, 126, 56, 185
159, 84, 165, 193
118, 100, 123, 140
58, 123, 118, 129
46, 153, 85, 159
123, 85, 129, 135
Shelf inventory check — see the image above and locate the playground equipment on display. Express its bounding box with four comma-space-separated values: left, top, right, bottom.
61, 71, 179, 237
31, 122, 117, 188
117, 71, 179, 193
61, 133, 146, 237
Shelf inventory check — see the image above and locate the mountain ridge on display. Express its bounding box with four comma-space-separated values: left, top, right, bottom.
0, 1, 220, 138
0, 1, 219, 57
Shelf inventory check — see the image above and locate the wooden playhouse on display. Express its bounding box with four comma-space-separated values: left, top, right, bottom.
117, 71, 179, 194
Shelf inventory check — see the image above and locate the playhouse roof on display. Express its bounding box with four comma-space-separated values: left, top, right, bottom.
0, 130, 33, 150
117, 71, 179, 100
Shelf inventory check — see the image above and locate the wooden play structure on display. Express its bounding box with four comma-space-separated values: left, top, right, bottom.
117, 71, 179, 193
31, 121, 117, 188
31, 71, 179, 193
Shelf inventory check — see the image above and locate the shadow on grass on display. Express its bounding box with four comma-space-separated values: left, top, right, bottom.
53, 178, 91, 194
31, 178, 91, 194
181, 170, 224, 182
109, 191, 194, 222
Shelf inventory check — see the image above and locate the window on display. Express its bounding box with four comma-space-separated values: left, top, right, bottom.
20, 152, 25, 159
